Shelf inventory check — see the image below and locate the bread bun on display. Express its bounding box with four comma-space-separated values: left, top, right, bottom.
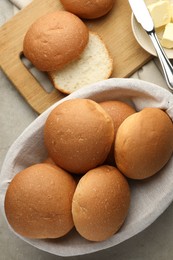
4, 163, 76, 239
49, 31, 113, 94
100, 101, 136, 164
115, 108, 173, 179
23, 11, 89, 71
44, 99, 114, 174
60, 0, 115, 19
72, 165, 130, 241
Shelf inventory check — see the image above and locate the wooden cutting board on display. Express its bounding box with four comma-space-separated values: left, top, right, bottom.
0, 0, 151, 114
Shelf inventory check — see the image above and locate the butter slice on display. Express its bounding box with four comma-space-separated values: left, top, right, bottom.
161, 23, 173, 48
148, 1, 171, 28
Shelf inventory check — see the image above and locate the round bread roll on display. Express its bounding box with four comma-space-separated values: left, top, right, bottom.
44, 98, 114, 174
72, 165, 130, 241
115, 108, 173, 179
60, 0, 115, 19
100, 101, 136, 164
4, 163, 76, 239
23, 11, 89, 71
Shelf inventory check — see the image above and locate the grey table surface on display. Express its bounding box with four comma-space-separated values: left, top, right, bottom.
1, 1, 173, 259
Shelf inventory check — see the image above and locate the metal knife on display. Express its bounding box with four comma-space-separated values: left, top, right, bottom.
128, 0, 173, 91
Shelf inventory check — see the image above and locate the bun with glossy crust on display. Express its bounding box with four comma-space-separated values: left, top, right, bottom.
72, 165, 130, 241
60, 0, 115, 19
4, 163, 76, 239
100, 100, 136, 165
44, 98, 114, 174
115, 108, 173, 179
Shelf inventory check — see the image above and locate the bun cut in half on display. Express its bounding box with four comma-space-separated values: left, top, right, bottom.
60, 0, 115, 19
4, 163, 76, 239
44, 99, 114, 174
49, 31, 113, 94
115, 108, 173, 179
23, 11, 89, 71
72, 165, 130, 242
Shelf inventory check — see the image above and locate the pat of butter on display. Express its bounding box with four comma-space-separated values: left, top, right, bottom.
161, 23, 173, 48
148, 1, 171, 28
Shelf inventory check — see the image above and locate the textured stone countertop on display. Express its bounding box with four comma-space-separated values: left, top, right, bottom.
0, 1, 173, 259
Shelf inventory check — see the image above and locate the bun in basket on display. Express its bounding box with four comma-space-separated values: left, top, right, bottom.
49, 31, 113, 94
4, 163, 76, 239
23, 11, 89, 71
100, 100, 136, 164
115, 108, 173, 179
60, 0, 115, 19
72, 165, 130, 241
44, 99, 114, 174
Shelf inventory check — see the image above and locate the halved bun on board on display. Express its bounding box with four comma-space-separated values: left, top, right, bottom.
49, 31, 113, 94
23, 11, 89, 71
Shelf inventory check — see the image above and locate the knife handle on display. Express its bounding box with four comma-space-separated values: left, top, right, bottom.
148, 31, 173, 91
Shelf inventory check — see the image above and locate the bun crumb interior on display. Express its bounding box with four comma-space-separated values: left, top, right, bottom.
49, 31, 113, 94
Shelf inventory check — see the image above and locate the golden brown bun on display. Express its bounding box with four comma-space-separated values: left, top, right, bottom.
44, 99, 114, 174
60, 0, 115, 19
4, 163, 76, 239
72, 165, 130, 241
23, 11, 89, 71
100, 101, 136, 165
115, 108, 173, 179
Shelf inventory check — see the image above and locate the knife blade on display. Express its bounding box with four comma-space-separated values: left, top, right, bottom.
129, 0, 154, 32
128, 0, 173, 91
